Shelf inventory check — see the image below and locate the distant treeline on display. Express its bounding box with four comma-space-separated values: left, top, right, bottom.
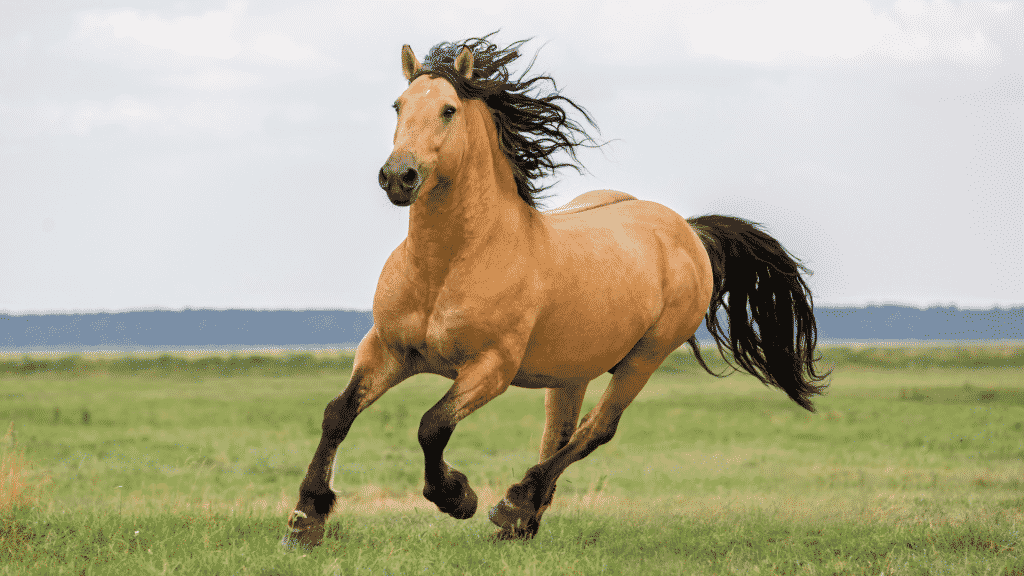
0, 305, 1022, 352
0, 309, 373, 351
812, 305, 1023, 341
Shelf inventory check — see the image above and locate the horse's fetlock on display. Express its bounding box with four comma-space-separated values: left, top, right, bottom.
297, 487, 337, 516
506, 481, 532, 504
540, 482, 557, 508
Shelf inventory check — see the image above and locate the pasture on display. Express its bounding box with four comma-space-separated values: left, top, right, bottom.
1, 345, 1022, 575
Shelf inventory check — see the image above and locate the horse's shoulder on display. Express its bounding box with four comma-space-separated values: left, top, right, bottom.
541, 190, 637, 216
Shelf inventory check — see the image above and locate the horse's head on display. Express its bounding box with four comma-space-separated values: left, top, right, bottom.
378, 44, 476, 207
378, 36, 600, 210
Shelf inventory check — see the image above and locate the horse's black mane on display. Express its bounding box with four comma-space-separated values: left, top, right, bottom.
409, 33, 602, 208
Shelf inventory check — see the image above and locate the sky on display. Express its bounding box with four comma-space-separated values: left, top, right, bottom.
1, 0, 1022, 314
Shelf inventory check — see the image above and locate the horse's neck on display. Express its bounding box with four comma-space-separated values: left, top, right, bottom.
405, 131, 536, 289
405, 182, 534, 285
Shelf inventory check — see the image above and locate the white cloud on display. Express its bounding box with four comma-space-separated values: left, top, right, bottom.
685, 0, 891, 62
253, 33, 317, 62
80, 7, 243, 59
558, 0, 1013, 67
158, 67, 265, 91
67, 1, 1017, 74
15, 96, 267, 138
952, 30, 1000, 64
894, 0, 928, 17
887, 0, 1009, 65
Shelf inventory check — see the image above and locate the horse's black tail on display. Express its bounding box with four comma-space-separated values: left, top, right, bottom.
685, 215, 830, 412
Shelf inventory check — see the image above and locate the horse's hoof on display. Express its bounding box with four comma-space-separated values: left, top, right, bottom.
280, 532, 308, 552
431, 482, 478, 519
281, 525, 324, 551
425, 470, 478, 520
449, 482, 478, 519
283, 509, 325, 550
488, 497, 538, 539
281, 529, 319, 551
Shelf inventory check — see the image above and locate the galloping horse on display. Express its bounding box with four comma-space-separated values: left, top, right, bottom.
284, 36, 828, 548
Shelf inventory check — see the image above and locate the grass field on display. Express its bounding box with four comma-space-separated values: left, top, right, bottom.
1, 345, 1022, 575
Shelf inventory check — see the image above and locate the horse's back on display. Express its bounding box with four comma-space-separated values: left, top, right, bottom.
541, 194, 710, 319
543, 192, 699, 257
541, 190, 637, 217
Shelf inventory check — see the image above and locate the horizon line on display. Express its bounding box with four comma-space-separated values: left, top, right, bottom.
3, 301, 1024, 316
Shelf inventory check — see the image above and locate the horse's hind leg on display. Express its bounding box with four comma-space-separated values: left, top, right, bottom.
284, 328, 411, 550
489, 359, 657, 539
535, 385, 588, 520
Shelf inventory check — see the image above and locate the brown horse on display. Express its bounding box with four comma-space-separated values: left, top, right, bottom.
284, 35, 828, 548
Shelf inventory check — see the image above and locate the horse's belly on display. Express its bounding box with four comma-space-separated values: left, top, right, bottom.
510, 370, 591, 389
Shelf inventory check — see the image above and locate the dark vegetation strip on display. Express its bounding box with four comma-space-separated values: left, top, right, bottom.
0, 351, 355, 379
1, 344, 1023, 379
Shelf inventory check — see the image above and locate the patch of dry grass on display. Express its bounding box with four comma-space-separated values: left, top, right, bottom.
0, 422, 50, 512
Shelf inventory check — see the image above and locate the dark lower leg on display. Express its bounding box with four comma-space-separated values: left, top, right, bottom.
286, 386, 362, 545
416, 352, 515, 521
286, 345, 408, 548
418, 408, 477, 519
312, 387, 366, 482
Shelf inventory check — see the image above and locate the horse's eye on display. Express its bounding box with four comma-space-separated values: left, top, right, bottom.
392, 102, 400, 114
442, 105, 457, 120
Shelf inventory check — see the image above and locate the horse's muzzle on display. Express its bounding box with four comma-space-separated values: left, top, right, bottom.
378, 151, 422, 206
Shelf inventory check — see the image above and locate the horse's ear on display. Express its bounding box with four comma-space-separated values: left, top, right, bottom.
454, 46, 474, 80
402, 44, 421, 81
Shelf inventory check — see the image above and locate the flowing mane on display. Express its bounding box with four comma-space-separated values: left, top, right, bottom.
408, 34, 601, 208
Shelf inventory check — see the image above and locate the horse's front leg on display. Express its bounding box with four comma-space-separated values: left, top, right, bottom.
418, 350, 518, 520
283, 328, 411, 550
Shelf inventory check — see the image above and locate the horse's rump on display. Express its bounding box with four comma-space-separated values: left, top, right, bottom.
514, 196, 713, 385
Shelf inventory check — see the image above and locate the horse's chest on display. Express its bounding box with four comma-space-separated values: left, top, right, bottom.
425, 297, 512, 370
380, 300, 484, 370
376, 254, 536, 371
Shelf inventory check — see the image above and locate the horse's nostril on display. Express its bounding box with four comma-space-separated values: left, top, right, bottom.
400, 168, 418, 186
378, 167, 388, 188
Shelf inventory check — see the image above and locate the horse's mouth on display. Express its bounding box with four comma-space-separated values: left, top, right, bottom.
387, 188, 418, 206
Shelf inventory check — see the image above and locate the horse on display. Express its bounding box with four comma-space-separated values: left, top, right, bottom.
283, 35, 829, 548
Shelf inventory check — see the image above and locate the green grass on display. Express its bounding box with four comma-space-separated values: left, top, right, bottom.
1, 345, 1023, 574
3, 508, 1020, 575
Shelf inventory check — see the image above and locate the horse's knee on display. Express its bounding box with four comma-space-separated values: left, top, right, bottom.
417, 411, 455, 451
319, 380, 366, 441
320, 398, 347, 436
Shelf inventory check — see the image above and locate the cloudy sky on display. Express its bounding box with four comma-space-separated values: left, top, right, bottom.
2, 0, 1021, 314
